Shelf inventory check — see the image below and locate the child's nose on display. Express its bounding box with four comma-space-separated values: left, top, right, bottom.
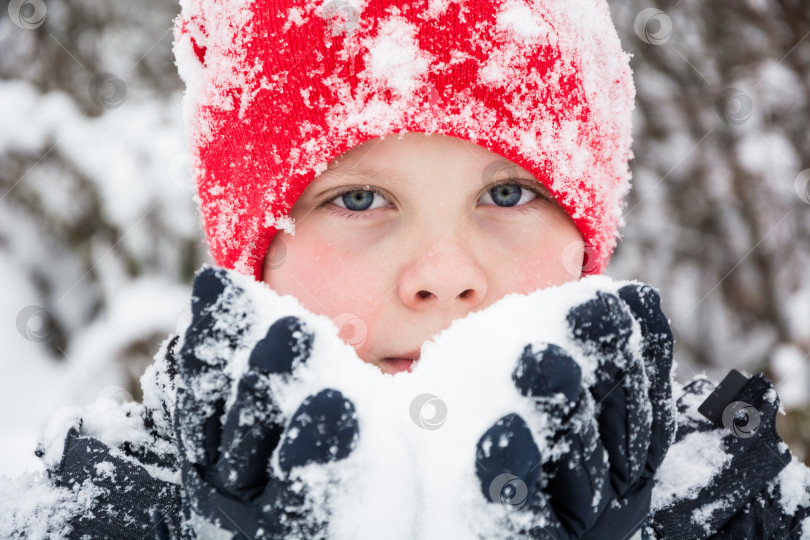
397, 235, 488, 313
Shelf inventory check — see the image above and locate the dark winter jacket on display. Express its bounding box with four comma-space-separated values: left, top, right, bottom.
5, 331, 810, 539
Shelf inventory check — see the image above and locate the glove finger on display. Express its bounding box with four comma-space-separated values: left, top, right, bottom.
475, 419, 571, 540
588, 351, 651, 498
215, 317, 314, 500
513, 345, 611, 536
566, 291, 633, 354
179, 457, 292, 539
181, 266, 250, 374
513, 343, 581, 406
475, 413, 542, 511
176, 266, 251, 467
580, 474, 654, 540
617, 283, 676, 474
277, 389, 360, 474
568, 292, 652, 496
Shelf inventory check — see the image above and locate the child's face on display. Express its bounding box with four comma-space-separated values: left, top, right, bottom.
263, 132, 583, 374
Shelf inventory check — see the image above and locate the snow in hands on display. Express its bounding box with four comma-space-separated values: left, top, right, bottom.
172, 264, 675, 539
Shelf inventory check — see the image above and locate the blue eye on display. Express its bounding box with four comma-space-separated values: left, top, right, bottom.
321, 179, 548, 220
481, 183, 539, 208
331, 188, 390, 212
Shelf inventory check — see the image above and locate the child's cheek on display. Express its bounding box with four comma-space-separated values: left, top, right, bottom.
275, 233, 384, 358
510, 252, 579, 294
494, 220, 583, 294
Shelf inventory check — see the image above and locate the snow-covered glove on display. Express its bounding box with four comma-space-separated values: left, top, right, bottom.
173, 267, 360, 539
644, 370, 810, 540
475, 284, 676, 540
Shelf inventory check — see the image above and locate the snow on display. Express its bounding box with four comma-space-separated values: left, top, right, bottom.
363, 16, 433, 96
173, 0, 261, 145
174, 0, 635, 276
691, 497, 728, 536
496, 1, 551, 43
771, 345, 810, 410
650, 430, 731, 511
0, 81, 197, 236
0, 471, 88, 539
15, 255, 798, 537
1, 0, 808, 535
63, 277, 189, 394
777, 456, 810, 519
0, 256, 74, 477
165, 268, 653, 539
0, 270, 189, 476
0, 78, 198, 479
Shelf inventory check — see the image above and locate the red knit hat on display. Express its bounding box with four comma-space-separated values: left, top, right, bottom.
172, 0, 634, 282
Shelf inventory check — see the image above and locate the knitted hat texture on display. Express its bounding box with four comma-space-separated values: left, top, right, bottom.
172, 0, 635, 281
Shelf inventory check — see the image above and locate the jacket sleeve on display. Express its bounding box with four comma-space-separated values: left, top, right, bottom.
644, 372, 810, 540
3, 334, 186, 540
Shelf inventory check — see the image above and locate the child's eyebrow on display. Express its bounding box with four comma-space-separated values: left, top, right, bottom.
311, 165, 409, 198
314, 163, 554, 198
327, 165, 410, 185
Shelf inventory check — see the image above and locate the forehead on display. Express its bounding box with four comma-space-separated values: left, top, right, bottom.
318, 133, 542, 185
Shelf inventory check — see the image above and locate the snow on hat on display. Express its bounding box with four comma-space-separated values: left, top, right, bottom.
172, 0, 635, 282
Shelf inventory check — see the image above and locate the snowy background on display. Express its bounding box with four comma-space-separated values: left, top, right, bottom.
0, 0, 808, 479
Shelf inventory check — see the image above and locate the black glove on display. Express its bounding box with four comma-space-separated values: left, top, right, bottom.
475, 283, 676, 540
645, 370, 809, 540
173, 266, 360, 539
